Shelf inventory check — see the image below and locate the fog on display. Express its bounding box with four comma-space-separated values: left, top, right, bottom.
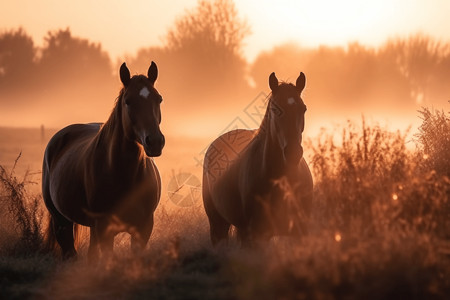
1, 1, 449, 140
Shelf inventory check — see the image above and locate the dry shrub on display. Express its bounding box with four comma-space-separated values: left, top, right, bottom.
416, 107, 450, 177
226, 232, 450, 300
0, 154, 46, 256
307, 118, 412, 235
307, 115, 449, 238
151, 201, 211, 254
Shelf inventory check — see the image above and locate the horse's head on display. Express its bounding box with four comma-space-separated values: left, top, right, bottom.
268, 72, 307, 166
119, 62, 165, 157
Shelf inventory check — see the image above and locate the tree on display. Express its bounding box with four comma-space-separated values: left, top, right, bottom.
166, 0, 250, 57
381, 34, 450, 105
0, 28, 37, 94
35, 28, 116, 122
249, 43, 313, 93
38, 28, 113, 82
163, 0, 251, 110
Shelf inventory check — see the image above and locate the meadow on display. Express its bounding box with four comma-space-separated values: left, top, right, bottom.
0, 108, 449, 299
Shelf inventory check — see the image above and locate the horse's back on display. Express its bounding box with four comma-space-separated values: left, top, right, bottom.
44, 123, 101, 169
203, 129, 257, 226
203, 129, 257, 184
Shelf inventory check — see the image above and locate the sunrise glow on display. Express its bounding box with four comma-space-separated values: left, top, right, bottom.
1, 0, 449, 61
1, 1, 449, 298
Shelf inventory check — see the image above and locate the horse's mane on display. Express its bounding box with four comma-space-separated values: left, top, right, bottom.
98, 75, 149, 139
98, 88, 125, 140
257, 92, 273, 136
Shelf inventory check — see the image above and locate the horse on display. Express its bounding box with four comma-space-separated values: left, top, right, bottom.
42, 62, 165, 259
202, 71, 313, 246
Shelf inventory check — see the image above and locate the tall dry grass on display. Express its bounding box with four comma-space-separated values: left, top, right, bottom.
307, 117, 449, 239
0, 153, 46, 256
0, 109, 449, 299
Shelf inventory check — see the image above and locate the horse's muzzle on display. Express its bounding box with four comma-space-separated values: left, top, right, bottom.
144, 134, 165, 157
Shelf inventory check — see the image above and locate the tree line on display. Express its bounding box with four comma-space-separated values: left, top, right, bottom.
1, 0, 449, 127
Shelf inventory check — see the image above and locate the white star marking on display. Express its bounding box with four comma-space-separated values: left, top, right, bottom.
139, 87, 150, 99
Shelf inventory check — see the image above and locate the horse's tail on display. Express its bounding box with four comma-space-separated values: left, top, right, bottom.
73, 223, 81, 251
44, 213, 60, 255
44, 214, 83, 256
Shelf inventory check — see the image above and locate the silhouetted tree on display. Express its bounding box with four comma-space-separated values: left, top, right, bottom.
163, 0, 251, 109
38, 28, 113, 83
166, 0, 249, 55
125, 47, 168, 75
34, 28, 116, 122
0, 28, 37, 95
249, 43, 313, 92
381, 34, 450, 105
250, 40, 436, 115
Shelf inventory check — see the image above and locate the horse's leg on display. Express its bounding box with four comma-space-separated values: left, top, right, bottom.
52, 216, 77, 259
88, 226, 100, 262
42, 178, 77, 259
131, 215, 153, 254
207, 210, 231, 246
236, 226, 252, 247
97, 220, 115, 259
203, 193, 230, 246
89, 219, 114, 260
210, 217, 231, 246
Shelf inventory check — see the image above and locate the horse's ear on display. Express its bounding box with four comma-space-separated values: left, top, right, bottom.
269, 72, 278, 92
120, 63, 131, 87
296, 72, 306, 94
148, 61, 158, 85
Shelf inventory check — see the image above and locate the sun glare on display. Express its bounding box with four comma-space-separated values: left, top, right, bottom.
239, 0, 411, 59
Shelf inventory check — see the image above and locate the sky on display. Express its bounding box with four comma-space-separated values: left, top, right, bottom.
1, 0, 449, 61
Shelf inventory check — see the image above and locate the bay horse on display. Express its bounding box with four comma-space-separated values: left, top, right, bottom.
202, 72, 313, 246
42, 62, 164, 259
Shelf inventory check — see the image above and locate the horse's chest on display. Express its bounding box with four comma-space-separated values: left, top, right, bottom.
88, 166, 158, 213
247, 176, 300, 222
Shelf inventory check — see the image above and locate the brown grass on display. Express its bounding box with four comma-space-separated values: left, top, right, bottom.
0, 110, 449, 299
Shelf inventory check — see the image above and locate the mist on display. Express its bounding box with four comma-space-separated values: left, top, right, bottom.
1, 1, 450, 298
1, 2, 449, 139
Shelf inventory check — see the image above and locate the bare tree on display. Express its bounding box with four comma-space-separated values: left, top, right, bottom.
162, 0, 252, 110
166, 0, 250, 57
382, 34, 450, 104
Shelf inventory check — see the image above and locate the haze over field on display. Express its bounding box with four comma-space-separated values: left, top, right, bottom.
0, 0, 449, 138
0, 1, 449, 299
2, 0, 450, 61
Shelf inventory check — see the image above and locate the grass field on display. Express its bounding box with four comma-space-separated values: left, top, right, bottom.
0, 108, 449, 299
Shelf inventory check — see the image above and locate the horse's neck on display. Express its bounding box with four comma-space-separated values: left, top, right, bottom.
256, 123, 285, 178
93, 106, 143, 172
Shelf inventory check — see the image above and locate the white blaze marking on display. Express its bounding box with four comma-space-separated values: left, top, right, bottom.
287, 97, 295, 105
139, 87, 150, 99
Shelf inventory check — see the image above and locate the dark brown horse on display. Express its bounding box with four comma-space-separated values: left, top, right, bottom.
42, 62, 164, 259
203, 72, 313, 246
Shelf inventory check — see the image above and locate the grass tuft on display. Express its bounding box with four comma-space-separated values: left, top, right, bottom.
0, 153, 46, 256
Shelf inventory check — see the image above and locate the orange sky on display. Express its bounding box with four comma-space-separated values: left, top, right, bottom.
1, 0, 449, 61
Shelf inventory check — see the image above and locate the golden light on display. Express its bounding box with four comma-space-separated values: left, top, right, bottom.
334, 233, 342, 242
392, 193, 399, 201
